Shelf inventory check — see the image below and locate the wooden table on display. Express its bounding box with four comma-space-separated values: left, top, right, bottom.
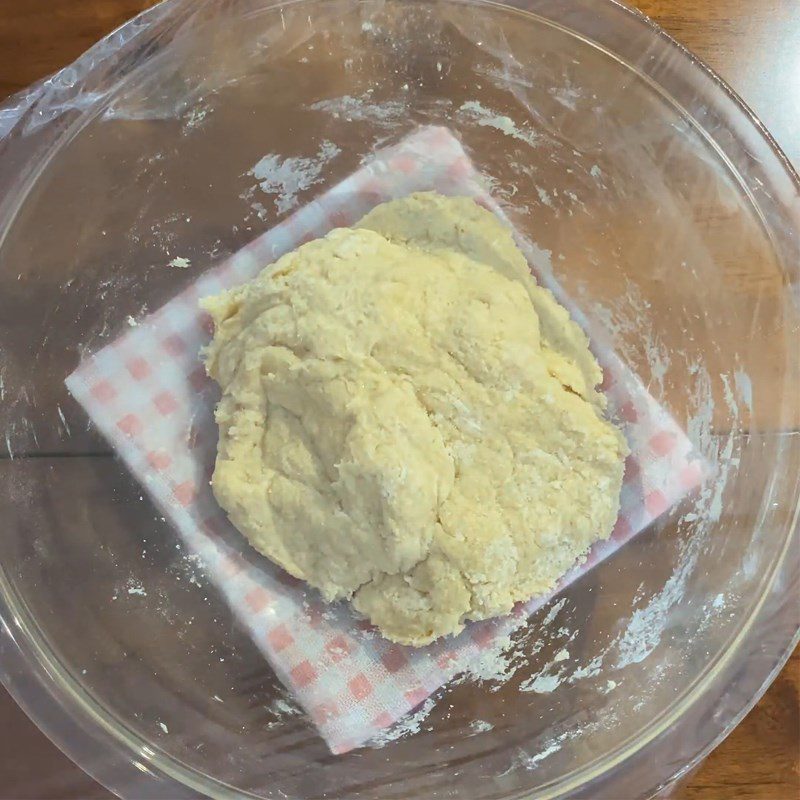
0, 1, 797, 798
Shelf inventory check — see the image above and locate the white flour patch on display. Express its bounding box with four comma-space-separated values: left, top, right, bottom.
696, 589, 735, 637
541, 598, 567, 626
368, 696, 437, 747
570, 653, 604, 681
520, 671, 564, 694
463, 631, 519, 686
536, 186, 554, 208
734, 368, 753, 414
474, 172, 529, 216
468, 719, 495, 735
458, 101, 539, 148
308, 93, 406, 127
476, 171, 502, 196
518, 632, 578, 695
126, 579, 147, 597
614, 560, 691, 667
548, 85, 582, 111
250, 200, 269, 221
182, 103, 212, 132
247, 140, 341, 215
270, 696, 302, 718
522, 740, 562, 769
553, 648, 570, 662
513, 709, 621, 775
173, 551, 207, 589
264, 694, 303, 730
518, 237, 556, 281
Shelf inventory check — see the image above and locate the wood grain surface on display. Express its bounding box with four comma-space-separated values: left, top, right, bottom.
0, 1, 797, 799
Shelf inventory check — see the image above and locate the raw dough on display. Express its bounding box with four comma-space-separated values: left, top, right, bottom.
202, 192, 627, 646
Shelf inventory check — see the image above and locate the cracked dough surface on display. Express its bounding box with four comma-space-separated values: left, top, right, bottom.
202, 192, 627, 646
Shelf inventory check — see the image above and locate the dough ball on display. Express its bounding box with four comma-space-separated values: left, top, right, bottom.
202, 192, 627, 645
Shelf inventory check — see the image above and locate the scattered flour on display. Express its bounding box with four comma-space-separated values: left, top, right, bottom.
308, 93, 406, 127
614, 562, 691, 667
172, 551, 207, 589
522, 740, 562, 769
469, 719, 495, 735
473, 171, 526, 214
734, 368, 753, 414
247, 140, 341, 215
458, 100, 539, 148
516, 712, 621, 773
553, 648, 570, 663
541, 598, 567, 627
536, 186, 554, 208
520, 672, 564, 694
570, 654, 604, 681
126, 579, 147, 597
547, 85, 582, 112
369, 697, 437, 747
270, 696, 302, 718
463, 630, 523, 687
182, 103, 211, 132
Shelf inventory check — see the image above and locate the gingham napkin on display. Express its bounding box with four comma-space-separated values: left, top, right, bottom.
66, 126, 704, 754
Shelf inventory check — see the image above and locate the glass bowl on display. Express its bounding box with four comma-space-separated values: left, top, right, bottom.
0, 0, 798, 797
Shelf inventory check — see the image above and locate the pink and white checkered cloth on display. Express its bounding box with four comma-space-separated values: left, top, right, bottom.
66, 126, 703, 754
